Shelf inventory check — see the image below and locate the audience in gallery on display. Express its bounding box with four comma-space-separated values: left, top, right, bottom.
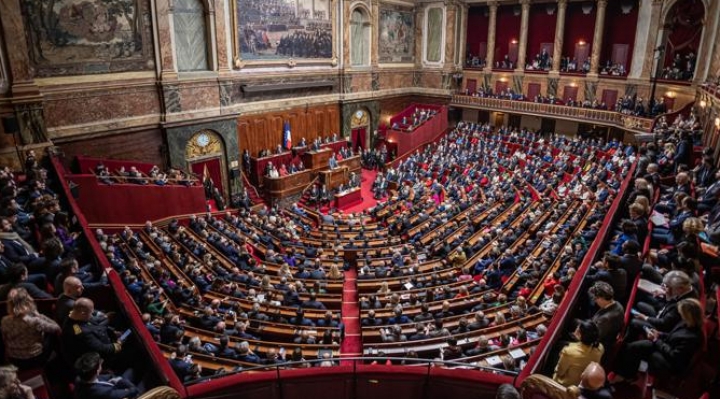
0, 151, 149, 398
4, 103, 718, 395
95, 162, 196, 187
256, 133, 342, 159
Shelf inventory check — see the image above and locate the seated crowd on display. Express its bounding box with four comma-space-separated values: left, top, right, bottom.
0, 153, 150, 399
548, 111, 719, 396
95, 162, 196, 187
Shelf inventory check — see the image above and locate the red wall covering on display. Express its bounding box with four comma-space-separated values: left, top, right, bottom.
494, 5, 521, 66
526, 4, 557, 64
466, 7, 489, 58
600, 0, 639, 70
561, 2, 596, 60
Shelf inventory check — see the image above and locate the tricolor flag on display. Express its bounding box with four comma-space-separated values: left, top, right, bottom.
283, 121, 292, 150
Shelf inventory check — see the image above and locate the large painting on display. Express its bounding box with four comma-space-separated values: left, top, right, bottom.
234, 0, 333, 62
20, 0, 154, 77
378, 6, 415, 64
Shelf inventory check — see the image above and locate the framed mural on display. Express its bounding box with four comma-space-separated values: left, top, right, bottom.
231, 0, 337, 68
378, 6, 415, 64
20, 0, 154, 77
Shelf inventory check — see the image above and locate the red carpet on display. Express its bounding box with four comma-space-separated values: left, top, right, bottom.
340, 266, 361, 365
338, 169, 379, 214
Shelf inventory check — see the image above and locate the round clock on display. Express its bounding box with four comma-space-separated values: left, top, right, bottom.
355, 110, 364, 119
196, 133, 210, 147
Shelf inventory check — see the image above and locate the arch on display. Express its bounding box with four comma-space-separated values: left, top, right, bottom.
661, 0, 708, 23
174, 0, 211, 71
350, 6, 371, 67
350, 108, 370, 150
185, 129, 227, 197
659, 0, 705, 81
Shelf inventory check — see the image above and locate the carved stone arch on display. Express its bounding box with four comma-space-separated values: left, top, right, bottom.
661, 0, 708, 23
185, 129, 224, 160
342, 101, 380, 148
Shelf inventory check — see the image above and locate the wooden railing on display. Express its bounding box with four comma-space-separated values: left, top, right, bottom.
451, 94, 655, 134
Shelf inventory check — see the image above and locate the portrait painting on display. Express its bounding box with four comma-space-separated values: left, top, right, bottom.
378, 7, 415, 63
20, 0, 154, 77
234, 0, 333, 61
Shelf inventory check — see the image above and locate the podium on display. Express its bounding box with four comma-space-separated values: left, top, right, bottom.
320, 167, 349, 190
303, 148, 332, 170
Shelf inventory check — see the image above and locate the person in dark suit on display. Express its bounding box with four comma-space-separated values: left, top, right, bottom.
628, 270, 696, 339
588, 282, 624, 358
0, 218, 45, 271
168, 345, 201, 382
74, 352, 143, 399
61, 298, 123, 368
0, 263, 50, 301
612, 298, 704, 383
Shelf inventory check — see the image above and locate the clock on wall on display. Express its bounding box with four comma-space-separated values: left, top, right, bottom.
355, 110, 364, 119
196, 132, 210, 147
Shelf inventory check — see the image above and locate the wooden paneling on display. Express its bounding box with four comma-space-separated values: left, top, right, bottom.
59, 129, 165, 169
237, 104, 341, 158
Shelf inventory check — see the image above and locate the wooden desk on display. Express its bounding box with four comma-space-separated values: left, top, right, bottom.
320, 167, 349, 190
303, 148, 332, 169
264, 170, 312, 199
335, 187, 362, 208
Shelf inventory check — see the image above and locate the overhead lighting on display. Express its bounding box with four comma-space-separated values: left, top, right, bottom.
620, 0, 634, 14
578, 40, 586, 46
546, 4, 556, 15
511, 39, 518, 44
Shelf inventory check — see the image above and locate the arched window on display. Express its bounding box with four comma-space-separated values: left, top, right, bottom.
174, 0, 210, 72
661, 0, 704, 81
350, 8, 371, 66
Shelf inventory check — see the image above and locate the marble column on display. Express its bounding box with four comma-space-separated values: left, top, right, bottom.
639, 0, 664, 80
213, 1, 231, 73
628, 0, 653, 79
484, 1, 498, 72
0, 0, 39, 97
551, 0, 568, 73
459, 4, 469, 67
589, 0, 608, 75
445, 2, 458, 69
371, 0, 379, 67
516, 0, 531, 72
156, 0, 178, 78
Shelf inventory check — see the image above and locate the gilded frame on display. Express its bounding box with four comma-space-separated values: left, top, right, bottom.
230, 0, 339, 69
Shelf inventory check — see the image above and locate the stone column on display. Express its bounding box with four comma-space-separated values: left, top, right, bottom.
459, 4, 469, 67
0, 0, 39, 97
484, 1, 498, 72
155, 0, 178, 78
640, 0, 664, 80
589, 0, 608, 75
213, 1, 231, 73
551, 0, 568, 73
445, 2, 458, 69
371, 0, 379, 67
516, 0, 531, 72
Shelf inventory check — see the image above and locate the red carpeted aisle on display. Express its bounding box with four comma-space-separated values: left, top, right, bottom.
340, 169, 379, 214
339, 265, 361, 365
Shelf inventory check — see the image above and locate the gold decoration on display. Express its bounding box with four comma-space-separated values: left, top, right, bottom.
137, 386, 182, 399
520, 374, 580, 399
351, 109, 369, 128
288, 58, 297, 68
186, 130, 223, 159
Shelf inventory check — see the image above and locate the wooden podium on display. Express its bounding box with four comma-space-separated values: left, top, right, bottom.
320, 167, 349, 190
303, 148, 332, 170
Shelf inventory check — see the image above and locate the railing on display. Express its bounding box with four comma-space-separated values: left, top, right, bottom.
185, 356, 515, 399
451, 94, 655, 134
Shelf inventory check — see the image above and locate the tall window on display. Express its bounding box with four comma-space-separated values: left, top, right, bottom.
174, 0, 210, 71
351, 9, 370, 66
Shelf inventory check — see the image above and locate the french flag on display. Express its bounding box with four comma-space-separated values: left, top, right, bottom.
283, 121, 292, 150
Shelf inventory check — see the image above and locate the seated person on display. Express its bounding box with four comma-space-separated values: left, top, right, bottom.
74, 352, 144, 399
612, 298, 704, 384
553, 320, 604, 387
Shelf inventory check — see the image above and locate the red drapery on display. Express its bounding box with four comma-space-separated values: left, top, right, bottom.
466, 79, 477, 94
562, 3, 596, 60
495, 81, 509, 94
466, 7, 489, 59
352, 127, 367, 150
562, 86, 579, 103
494, 5, 521, 66
527, 83, 541, 99
601, 89, 618, 108
526, 4, 557, 62
191, 157, 224, 195
601, 0, 638, 71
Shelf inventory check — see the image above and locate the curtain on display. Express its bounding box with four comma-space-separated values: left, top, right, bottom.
352, 128, 367, 150
191, 157, 224, 196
